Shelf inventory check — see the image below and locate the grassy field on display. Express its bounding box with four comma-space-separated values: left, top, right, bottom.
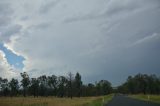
130, 94, 160, 104
0, 94, 113, 106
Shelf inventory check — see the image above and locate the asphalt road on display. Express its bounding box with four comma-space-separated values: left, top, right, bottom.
106, 95, 160, 106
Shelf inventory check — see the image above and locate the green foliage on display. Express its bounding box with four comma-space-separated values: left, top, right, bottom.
0, 78, 9, 96
29, 78, 39, 97
9, 78, 19, 96
130, 94, 160, 104
47, 75, 57, 96
1, 71, 112, 98
117, 74, 160, 94
21, 72, 30, 97
1, 72, 159, 98
38, 75, 48, 96
57, 76, 67, 97
74, 72, 82, 97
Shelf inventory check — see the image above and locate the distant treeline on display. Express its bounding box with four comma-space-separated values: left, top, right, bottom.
117, 74, 160, 94
0, 73, 159, 98
0, 72, 112, 98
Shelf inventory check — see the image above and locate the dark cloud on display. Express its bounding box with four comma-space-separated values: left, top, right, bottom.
0, 2, 21, 43
3, 25, 22, 36
0, 0, 160, 86
39, 0, 61, 14
0, 25, 22, 42
63, 0, 148, 23
0, 2, 13, 27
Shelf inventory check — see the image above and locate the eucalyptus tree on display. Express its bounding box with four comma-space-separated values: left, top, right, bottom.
68, 72, 74, 99
57, 76, 67, 97
9, 78, 19, 96
20, 72, 30, 97
1, 78, 9, 96
38, 75, 48, 96
48, 75, 58, 96
74, 72, 82, 97
30, 78, 39, 97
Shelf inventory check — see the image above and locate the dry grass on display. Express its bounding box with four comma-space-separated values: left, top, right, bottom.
0, 96, 110, 106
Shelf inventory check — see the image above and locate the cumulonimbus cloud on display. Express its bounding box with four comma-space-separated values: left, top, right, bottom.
0, 0, 160, 85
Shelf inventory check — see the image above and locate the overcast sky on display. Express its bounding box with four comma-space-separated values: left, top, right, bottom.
0, 0, 160, 86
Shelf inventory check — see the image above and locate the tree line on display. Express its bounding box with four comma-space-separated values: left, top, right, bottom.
0, 73, 159, 98
0, 72, 112, 98
117, 74, 160, 94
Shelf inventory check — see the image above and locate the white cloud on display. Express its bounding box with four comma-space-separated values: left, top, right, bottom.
131, 33, 160, 46
0, 50, 18, 79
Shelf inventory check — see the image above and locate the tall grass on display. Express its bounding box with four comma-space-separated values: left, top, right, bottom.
0, 95, 113, 106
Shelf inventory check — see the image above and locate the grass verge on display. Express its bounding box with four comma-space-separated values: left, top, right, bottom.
129, 94, 160, 104
0, 95, 113, 106
83, 94, 114, 106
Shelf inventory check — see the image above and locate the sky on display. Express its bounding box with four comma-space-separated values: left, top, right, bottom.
0, 43, 24, 69
0, 0, 160, 86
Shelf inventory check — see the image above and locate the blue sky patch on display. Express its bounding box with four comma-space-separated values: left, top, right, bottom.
0, 43, 25, 69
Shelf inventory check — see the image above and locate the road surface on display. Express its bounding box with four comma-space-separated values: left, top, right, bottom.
106, 95, 160, 106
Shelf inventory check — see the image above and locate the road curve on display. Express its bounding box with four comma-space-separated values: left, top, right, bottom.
106, 95, 160, 106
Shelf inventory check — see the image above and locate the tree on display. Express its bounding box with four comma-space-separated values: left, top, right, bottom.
0, 78, 9, 96
20, 72, 30, 97
74, 72, 82, 97
0, 77, 2, 96
57, 76, 67, 98
95, 80, 112, 96
86, 83, 95, 96
48, 75, 58, 96
118, 73, 160, 94
2, 72, 160, 97
126, 76, 135, 94
9, 78, 19, 96
100, 80, 112, 95
30, 78, 39, 97
68, 72, 74, 99
38, 75, 48, 96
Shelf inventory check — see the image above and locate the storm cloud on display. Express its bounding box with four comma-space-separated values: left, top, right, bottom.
0, 0, 160, 86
